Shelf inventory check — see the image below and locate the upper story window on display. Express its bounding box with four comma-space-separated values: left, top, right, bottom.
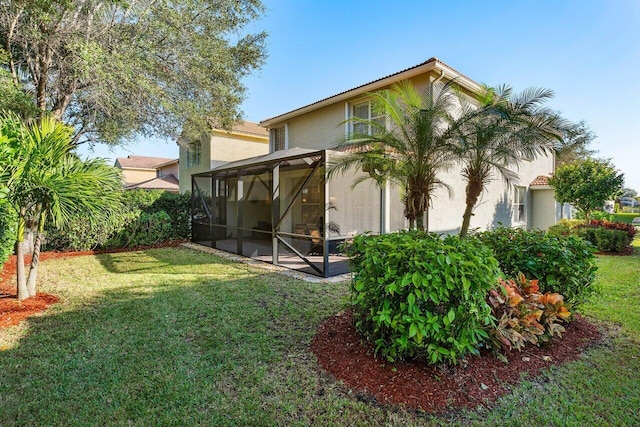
513, 186, 526, 224
349, 100, 385, 137
187, 141, 201, 168
272, 126, 286, 151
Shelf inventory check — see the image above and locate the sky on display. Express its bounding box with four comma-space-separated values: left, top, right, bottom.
76, 0, 640, 191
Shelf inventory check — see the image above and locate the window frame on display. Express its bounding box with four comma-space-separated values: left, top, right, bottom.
271, 125, 287, 152
513, 186, 527, 224
186, 141, 201, 168
346, 99, 385, 138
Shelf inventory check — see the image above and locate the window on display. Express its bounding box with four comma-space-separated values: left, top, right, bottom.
272, 126, 286, 151
349, 100, 385, 136
513, 186, 526, 224
187, 141, 201, 168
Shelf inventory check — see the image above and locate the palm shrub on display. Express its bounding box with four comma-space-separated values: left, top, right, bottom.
346, 231, 500, 364
476, 228, 597, 305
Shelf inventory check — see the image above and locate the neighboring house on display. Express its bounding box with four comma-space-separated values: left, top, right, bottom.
115, 155, 179, 193
191, 57, 563, 277
178, 121, 269, 193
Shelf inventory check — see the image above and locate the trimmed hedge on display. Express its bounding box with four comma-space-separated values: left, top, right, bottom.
476, 228, 598, 306
346, 231, 500, 365
45, 190, 190, 251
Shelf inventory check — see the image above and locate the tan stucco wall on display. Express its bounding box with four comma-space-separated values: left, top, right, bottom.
531, 188, 558, 230
269, 72, 472, 151
179, 132, 268, 193
121, 168, 156, 185
427, 154, 555, 234
158, 162, 179, 178
264, 69, 553, 234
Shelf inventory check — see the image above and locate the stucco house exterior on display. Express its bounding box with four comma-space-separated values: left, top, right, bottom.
115, 155, 179, 193
191, 57, 563, 277
178, 121, 269, 193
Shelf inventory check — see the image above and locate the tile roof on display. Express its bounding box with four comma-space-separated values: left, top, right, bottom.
116, 155, 177, 169
124, 174, 179, 192
229, 121, 268, 137
530, 175, 551, 186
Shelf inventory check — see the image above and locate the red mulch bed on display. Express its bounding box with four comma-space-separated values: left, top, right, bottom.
0, 240, 187, 330
311, 310, 602, 414
596, 245, 635, 256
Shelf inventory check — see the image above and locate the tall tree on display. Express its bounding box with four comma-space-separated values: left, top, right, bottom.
554, 120, 598, 168
328, 80, 459, 230
453, 85, 564, 237
0, 111, 123, 300
0, 0, 267, 146
549, 158, 624, 223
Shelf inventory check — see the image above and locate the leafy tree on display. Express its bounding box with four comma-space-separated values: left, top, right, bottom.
620, 187, 637, 198
0, 111, 123, 300
454, 85, 565, 237
0, 61, 37, 119
554, 120, 597, 168
0, 0, 266, 146
328, 80, 459, 230
549, 158, 624, 223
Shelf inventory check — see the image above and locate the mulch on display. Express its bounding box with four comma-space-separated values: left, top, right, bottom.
311, 310, 602, 414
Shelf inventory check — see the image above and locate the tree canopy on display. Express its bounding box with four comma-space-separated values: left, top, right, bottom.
554, 120, 597, 168
549, 158, 624, 222
0, 0, 267, 146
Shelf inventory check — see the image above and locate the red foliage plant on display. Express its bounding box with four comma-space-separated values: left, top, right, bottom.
581, 219, 637, 243
487, 273, 571, 353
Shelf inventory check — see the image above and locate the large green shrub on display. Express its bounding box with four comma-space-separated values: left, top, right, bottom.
346, 231, 500, 365
0, 199, 17, 268
580, 228, 628, 253
44, 190, 190, 251
476, 228, 597, 306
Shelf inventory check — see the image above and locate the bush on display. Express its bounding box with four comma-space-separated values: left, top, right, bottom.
547, 219, 584, 237
0, 199, 17, 268
580, 219, 636, 246
580, 228, 628, 253
44, 190, 190, 251
487, 273, 571, 353
476, 228, 597, 306
346, 231, 500, 365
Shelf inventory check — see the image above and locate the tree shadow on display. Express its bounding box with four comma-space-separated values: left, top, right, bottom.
0, 265, 345, 425
488, 192, 512, 230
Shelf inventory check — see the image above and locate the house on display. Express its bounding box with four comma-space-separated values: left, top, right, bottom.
191, 57, 563, 277
178, 121, 269, 193
115, 155, 179, 193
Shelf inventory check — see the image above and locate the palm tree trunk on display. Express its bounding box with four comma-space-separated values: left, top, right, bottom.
16, 210, 28, 300
26, 210, 45, 297
460, 178, 483, 238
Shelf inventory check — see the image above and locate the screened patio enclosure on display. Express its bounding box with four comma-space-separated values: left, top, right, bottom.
191, 148, 384, 277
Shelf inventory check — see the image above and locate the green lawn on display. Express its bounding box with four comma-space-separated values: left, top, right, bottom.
0, 244, 638, 426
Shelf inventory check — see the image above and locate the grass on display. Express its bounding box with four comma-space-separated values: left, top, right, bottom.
0, 243, 639, 426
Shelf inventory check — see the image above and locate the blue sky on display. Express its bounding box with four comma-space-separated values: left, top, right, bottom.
77, 0, 640, 190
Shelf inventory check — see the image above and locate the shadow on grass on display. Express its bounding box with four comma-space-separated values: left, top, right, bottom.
95, 246, 240, 275
0, 267, 351, 426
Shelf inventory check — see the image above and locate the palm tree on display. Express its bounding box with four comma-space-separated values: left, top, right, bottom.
453, 85, 565, 237
0, 112, 123, 299
328, 80, 459, 230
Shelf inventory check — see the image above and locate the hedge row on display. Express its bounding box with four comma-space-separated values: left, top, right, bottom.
44, 190, 190, 251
